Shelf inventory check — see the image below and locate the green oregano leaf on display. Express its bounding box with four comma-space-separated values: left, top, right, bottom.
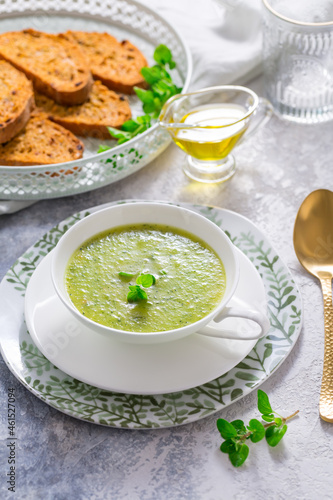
99, 44, 181, 149
136, 274, 156, 287
124, 272, 157, 302
261, 414, 275, 422
231, 419, 247, 434
229, 444, 249, 467
257, 389, 273, 415
119, 272, 135, 280
154, 44, 176, 68
265, 424, 288, 447
248, 419, 265, 443
127, 285, 147, 302
140, 65, 165, 85
220, 439, 237, 454
97, 144, 112, 153
216, 419, 238, 439
106, 116, 152, 144
217, 390, 298, 467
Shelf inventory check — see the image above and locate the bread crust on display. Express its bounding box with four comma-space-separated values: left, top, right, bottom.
0, 30, 93, 105
35, 80, 131, 139
0, 60, 35, 144
65, 31, 148, 94
0, 112, 84, 166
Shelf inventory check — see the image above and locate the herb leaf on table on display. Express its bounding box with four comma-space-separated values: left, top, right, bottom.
216, 389, 299, 467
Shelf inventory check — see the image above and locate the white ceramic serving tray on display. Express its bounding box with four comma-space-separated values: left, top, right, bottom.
0, 0, 192, 199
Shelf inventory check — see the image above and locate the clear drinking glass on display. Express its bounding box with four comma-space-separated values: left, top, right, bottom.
262, 0, 333, 123
159, 86, 272, 184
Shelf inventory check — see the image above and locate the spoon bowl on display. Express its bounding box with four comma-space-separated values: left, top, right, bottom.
294, 189, 333, 422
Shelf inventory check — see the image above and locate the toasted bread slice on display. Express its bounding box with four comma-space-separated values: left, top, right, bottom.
65, 31, 147, 94
35, 80, 131, 139
0, 60, 34, 144
0, 112, 84, 166
0, 29, 93, 105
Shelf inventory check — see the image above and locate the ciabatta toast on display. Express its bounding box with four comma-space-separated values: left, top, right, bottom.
0, 29, 93, 105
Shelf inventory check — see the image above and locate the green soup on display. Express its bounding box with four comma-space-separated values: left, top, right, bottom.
65, 224, 226, 333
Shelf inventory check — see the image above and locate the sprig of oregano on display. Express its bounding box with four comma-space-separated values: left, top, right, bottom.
98, 44, 181, 151
119, 272, 156, 302
103, 115, 152, 147
216, 389, 299, 467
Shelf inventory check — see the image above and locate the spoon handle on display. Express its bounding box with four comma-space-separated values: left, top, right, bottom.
319, 276, 333, 422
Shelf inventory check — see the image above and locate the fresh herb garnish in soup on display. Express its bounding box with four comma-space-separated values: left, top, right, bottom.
65, 224, 226, 333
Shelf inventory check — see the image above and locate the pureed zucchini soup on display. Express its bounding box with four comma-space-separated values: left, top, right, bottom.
65, 223, 227, 333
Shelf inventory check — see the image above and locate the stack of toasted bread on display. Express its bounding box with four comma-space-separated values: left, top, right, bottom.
0, 29, 147, 166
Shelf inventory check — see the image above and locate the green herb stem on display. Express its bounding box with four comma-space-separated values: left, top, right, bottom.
283, 409, 300, 421
237, 409, 299, 443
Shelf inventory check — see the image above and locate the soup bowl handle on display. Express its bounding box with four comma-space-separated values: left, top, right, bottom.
198, 297, 270, 341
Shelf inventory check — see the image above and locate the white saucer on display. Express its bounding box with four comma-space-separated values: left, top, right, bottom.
24, 248, 267, 395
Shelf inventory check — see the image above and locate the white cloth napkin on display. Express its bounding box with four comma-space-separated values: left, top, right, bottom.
141, 0, 263, 89
0, 200, 36, 215
1, 0, 262, 214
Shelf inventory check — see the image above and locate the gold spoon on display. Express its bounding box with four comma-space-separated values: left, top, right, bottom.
294, 189, 333, 422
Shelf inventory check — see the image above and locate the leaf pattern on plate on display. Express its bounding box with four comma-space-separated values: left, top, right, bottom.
6, 212, 90, 297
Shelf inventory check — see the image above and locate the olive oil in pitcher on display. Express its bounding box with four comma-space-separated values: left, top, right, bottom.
158, 86, 272, 183
173, 103, 248, 161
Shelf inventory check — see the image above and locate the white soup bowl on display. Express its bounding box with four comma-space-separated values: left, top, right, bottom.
51, 202, 270, 344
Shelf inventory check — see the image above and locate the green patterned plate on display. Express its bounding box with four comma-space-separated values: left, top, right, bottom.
0, 202, 303, 428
